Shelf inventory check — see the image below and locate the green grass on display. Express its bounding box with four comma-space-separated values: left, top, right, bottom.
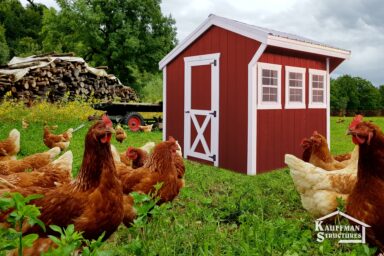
0, 103, 378, 255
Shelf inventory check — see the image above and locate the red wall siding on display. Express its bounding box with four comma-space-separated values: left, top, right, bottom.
256, 47, 327, 173
166, 26, 261, 173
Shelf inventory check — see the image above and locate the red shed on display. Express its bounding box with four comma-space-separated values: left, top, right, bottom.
159, 15, 350, 175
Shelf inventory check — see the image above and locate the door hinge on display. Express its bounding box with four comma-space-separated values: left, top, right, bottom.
209, 154, 216, 161
210, 110, 216, 117
212, 60, 217, 66
185, 110, 190, 114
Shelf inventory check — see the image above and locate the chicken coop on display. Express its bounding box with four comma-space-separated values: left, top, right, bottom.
159, 14, 351, 175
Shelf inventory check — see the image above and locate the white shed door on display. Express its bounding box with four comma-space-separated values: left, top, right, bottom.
184, 53, 220, 166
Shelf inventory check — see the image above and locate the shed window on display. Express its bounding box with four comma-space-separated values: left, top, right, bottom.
257, 62, 282, 109
285, 66, 306, 109
309, 69, 327, 108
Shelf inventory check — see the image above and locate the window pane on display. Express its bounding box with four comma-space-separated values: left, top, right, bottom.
312, 75, 324, 87
262, 68, 279, 86
290, 88, 302, 102
262, 69, 271, 77
262, 86, 277, 102
289, 72, 302, 80
289, 80, 302, 87
262, 77, 270, 85
313, 90, 324, 103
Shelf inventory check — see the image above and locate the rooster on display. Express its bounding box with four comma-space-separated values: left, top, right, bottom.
0, 147, 61, 175
115, 124, 127, 143
0, 151, 73, 191
300, 131, 351, 170
346, 115, 384, 250
0, 129, 20, 161
43, 126, 73, 150
1, 115, 125, 242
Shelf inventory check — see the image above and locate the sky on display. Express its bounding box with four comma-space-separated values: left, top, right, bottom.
21, 0, 384, 86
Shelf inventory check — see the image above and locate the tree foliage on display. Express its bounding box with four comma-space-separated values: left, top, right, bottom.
41, 0, 177, 88
0, 0, 46, 59
331, 75, 382, 115
0, 24, 10, 64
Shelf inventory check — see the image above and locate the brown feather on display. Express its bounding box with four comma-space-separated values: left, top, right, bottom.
347, 120, 384, 250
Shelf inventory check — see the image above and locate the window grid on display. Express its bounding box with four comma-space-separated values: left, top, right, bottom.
288, 72, 303, 103
261, 69, 278, 103
285, 66, 306, 109
309, 69, 327, 109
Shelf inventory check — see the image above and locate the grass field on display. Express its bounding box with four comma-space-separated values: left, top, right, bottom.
0, 102, 381, 255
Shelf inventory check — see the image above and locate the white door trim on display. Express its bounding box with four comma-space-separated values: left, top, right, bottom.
184, 53, 220, 166
247, 44, 267, 175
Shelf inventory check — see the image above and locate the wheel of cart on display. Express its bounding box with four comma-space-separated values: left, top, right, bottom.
123, 112, 145, 132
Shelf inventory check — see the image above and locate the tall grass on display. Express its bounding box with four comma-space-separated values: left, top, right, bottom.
0, 101, 378, 255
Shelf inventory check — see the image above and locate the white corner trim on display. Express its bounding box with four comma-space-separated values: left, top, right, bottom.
257, 62, 282, 110
326, 58, 331, 149
284, 66, 306, 109
308, 68, 327, 109
267, 35, 351, 60
247, 43, 267, 176
162, 67, 167, 142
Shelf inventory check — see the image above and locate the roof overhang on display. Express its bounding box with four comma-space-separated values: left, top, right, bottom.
159, 14, 351, 70
267, 35, 350, 60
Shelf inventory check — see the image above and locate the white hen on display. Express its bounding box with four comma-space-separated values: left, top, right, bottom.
285, 146, 358, 217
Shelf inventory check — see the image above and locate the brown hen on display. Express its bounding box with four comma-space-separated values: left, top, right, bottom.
115, 124, 127, 143
118, 137, 184, 204
0, 150, 72, 192
43, 126, 73, 150
1, 115, 125, 243
300, 131, 350, 170
0, 129, 20, 161
0, 147, 61, 175
346, 115, 384, 250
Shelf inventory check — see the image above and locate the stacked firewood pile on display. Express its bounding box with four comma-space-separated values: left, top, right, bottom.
0, 53, 138, 103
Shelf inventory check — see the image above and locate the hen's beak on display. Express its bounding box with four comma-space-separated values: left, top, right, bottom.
346, 129, 353, 135
107, 126, 116, 134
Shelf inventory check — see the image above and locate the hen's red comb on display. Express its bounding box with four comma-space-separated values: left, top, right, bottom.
126, 146, 134, 156
102, 114, 113, 128
168, 136, 176, 143
349, 115, 363, 129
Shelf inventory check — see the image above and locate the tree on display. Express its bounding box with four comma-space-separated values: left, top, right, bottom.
355, 77, 381, 111
0, 24, 10, 64
379, 85, 384, 108
0, 0, 46, 58
331, 75, 382, 115
41, 0, 177, 89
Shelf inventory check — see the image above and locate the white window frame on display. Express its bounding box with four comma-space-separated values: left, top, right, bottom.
285, 66, 306, 109
257, 62, 282, 109
308, 69, 327, 108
